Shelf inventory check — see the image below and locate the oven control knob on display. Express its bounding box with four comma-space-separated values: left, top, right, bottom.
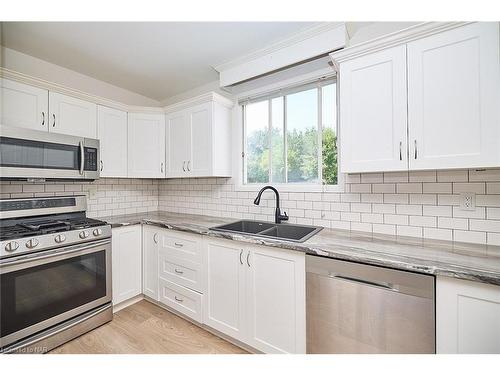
93, 228, 103, 237
5, 241, 19, 252
25, 238, 39, 249
54, 234, 66, 243
79, 231, 90, 239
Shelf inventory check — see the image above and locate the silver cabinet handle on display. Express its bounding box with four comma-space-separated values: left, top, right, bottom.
161, 162, 164, 173
100, 160, 103, 172
174, 268, 184, 274
399, 141, 402, 161
42, 111, 45, 126
414, 140, 418, 159
153, 233, 158, 244
182, 161, 186, 172
174, 296, 184, 303
52, 113, 56, 127
239, 249, 243, 265
187, 160, 191, 171
246, 251, 251, 267
174, 242, 183, 247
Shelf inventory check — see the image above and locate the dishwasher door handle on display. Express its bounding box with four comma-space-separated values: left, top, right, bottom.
328, 272, 400, 292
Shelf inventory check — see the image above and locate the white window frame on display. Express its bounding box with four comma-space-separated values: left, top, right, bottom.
233, 68, 343, 193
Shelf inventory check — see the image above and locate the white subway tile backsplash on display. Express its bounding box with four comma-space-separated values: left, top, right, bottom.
454, 230, 487, 244
5, 166, 500, 246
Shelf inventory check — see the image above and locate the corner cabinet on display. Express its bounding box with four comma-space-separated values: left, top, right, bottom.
165, 93, 233, 178
97, 105, 128, 177
333, 22, 500, 173
436, 276, 500, 353
127, 112, 166, 178
204, 238, 306, 353
142, 225, 159, 300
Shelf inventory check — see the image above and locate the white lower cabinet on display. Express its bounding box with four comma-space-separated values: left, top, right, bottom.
204, 238, 306, 353
436, 276, 500, 353
112, 225, 142, 305
159, 278, 203, 322
142, 225, 159, 300
246, 245, 306, 354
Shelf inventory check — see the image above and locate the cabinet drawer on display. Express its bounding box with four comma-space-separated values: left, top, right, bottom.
160, 231, 202, 263
159, 278, 202, 323
159, 249, 203, 293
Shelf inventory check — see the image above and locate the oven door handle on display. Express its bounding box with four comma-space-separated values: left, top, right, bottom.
0, 239, 111, 270
79, 141, 85, 175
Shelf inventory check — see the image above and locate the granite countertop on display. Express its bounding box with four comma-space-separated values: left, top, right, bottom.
102, 211, 500, 286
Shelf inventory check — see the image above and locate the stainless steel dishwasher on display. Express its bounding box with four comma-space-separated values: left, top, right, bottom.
306, 255, 435, 354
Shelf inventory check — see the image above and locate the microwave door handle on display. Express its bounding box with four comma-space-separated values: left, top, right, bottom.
79, 141, 85, 175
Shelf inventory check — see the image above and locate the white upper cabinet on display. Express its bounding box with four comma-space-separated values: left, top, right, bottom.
407, 22, 500, 170
127, 112, 165, 178
166, 110, 191, 176
1, 79, 49, 131
97, 105, 128, 177
332, 22, 500, 173
339, 45, 408, 173
165, 93, 232, 178
49, 92, 97, 138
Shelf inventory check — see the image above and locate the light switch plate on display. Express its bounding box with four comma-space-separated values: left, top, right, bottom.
460, 192, 476, 211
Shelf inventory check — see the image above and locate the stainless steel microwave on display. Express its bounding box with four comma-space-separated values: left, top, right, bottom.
0, 125, 100, 181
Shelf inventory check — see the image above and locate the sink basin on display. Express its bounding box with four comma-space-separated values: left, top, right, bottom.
210, 220, 322, 243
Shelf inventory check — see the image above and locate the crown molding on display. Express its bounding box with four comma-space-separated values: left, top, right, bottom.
215, 22, 345, 72
330, 22, 472, 69
163, 91, 234, 114
1, 67, 230, 114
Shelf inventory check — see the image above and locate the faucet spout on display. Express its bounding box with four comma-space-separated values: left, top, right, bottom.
253, 186, 288, 224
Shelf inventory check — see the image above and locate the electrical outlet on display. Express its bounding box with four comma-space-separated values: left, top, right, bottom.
460, 192, 476, 211
88, 187, 98, 200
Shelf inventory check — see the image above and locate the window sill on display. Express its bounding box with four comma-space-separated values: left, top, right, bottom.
234, 183, 344, 193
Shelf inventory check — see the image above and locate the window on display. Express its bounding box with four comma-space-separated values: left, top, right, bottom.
243, 79, 338, 186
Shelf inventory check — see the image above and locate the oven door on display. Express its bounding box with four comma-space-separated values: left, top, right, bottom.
0, 239, 111, 348
0, 125, 99, 180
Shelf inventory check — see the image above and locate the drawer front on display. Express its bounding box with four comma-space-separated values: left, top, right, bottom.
159, 249, 203, 293
160, 231, 202, 263
159, 277, 202, 323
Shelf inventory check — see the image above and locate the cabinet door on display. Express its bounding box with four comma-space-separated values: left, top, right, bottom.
437, 276, 500, 354
142, 225, 159, 300
127, 112, 165, 178
246, 245, 306, 353
407, 23, 500, 170
97, 105, 128, 177
339, 45, 408, 173
188, 103, 212, 177
166, 111, 190, 177
204, 239, 246, 341
112, 226, 142, 305
1, 79, 49, 131
49, 92, 97, 138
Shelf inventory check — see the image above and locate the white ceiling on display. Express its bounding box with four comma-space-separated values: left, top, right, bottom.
1, 22, 318, 101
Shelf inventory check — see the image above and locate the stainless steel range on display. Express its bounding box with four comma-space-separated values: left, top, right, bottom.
0, 195, 112, 353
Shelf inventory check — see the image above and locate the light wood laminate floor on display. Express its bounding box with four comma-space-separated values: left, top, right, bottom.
50, 300, 248, 354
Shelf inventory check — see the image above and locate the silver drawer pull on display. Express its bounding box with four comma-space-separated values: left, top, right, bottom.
174, 296, 184, 303
174, 242, 183, 247
174, 268, 184, 274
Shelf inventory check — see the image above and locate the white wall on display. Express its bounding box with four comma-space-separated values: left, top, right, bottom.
1, 47, 160, 107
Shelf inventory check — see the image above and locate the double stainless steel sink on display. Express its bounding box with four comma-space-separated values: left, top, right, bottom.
210, 220, 322, 243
